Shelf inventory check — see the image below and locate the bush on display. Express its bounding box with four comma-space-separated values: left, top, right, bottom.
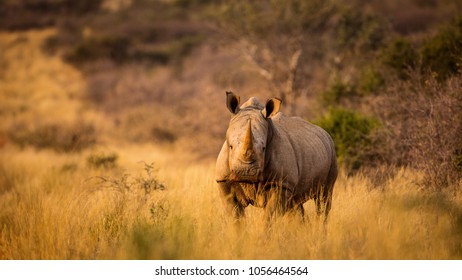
454, 154, 462, 171
66, 36, 131, 64
151, 127, 177, 143
357, 66, 384, 94
48, 0, 207, 66
93, 162, 166, 196
87, 152, 118, 169
315, 108, 380, 172
421, 16, 462, 80
382, 37, 417, 79
8, 121, 97, 152
335, 8, 388, 55
374, 74, 462, 188
0, 0, 103, 30
320, 79, 356, 107
320, 71, 383, 107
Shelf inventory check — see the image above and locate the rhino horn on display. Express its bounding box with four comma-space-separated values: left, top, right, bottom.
241, 119, 254, 161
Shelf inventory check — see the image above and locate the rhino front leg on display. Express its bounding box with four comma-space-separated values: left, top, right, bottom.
218, 181, 246, 220
264, 184, 295, 221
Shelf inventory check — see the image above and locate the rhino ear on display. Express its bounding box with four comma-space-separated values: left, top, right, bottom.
226, 91, 240, 114
262, 98, 282, 118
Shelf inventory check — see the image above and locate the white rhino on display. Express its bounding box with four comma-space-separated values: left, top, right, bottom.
216, 92, 338, 220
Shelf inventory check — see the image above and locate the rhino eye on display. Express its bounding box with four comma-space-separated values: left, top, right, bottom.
229, 145, 233, 150
263, 146, 266, 152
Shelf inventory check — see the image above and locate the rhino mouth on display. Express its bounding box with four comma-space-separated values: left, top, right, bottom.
229, 166, 261, 183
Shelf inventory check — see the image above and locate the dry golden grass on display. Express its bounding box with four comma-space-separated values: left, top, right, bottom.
0, 29, 110, 148
0, 29, 84, 124
1, 145, 461, 260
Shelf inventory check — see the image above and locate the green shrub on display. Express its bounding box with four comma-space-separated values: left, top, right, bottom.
321, 68, 383, 107
454, 154, 462, 171
66, 34, 204, 65
315, 108, 380, 171
335, 8, 388, 54
357, 66, 384, 94
67, 36, 131, 64
320, 79, 356, 106
421, 16, 462, 80
382, 37, 417, 79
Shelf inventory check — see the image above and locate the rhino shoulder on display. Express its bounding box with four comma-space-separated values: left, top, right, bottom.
215, 141, 230, 182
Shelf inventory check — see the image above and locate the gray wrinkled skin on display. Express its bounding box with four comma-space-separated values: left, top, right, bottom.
216, 92, 338, 220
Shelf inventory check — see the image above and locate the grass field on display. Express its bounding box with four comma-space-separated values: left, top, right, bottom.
1, 145, 461, 259
1, 8, 462, 260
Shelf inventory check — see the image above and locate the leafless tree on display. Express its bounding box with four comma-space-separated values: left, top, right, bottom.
214, 0, 336, 113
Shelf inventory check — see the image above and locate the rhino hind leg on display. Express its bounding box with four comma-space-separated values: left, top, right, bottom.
314, 186, 333, 222
316, 157, 337, 221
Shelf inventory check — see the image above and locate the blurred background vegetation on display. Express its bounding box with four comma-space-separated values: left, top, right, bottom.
1, 0, 462, 188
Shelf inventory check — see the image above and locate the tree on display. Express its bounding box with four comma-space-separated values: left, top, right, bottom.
215, 0, 336, 113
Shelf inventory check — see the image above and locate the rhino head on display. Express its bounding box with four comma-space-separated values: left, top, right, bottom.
225, 92, 281, 183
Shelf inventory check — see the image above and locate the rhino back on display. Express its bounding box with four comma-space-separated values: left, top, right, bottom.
264, 113, 336, 198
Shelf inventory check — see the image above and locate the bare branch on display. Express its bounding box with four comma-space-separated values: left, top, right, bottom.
240, 41, 274, 81
286, 47, 302, 94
